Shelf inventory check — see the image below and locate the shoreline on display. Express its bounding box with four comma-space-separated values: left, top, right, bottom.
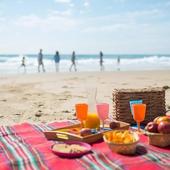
0, 70, 170, 125
1, 54, 170, 75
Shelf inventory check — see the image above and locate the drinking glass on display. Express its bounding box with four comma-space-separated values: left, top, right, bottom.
75, 103, 88, 127
132, 104, 146, 132
96, 103, 109, 129
129, 100, 143, 116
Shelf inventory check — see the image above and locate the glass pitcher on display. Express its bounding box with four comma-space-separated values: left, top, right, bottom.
84, 87, 100, 129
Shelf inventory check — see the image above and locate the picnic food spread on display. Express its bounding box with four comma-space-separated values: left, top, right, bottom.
44, 120, 130, 144
44, 102, 170, 158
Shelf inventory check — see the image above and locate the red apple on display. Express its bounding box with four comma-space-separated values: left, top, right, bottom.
146, 122, 158, 133
158, 121, 170, 134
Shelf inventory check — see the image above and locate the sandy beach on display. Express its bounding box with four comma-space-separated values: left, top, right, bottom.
0, 70, 170, 125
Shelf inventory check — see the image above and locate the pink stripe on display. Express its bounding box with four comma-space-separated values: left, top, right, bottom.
0, 126, 6, 136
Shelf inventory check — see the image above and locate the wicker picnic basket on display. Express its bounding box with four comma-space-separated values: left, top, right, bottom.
112, 87, 166, 125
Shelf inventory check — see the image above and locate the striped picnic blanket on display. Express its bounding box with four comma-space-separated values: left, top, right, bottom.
0, 121, 170, 170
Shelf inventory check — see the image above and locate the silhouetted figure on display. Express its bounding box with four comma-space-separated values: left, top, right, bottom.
69, 51, 77, 72
20, 56, 26, 73
99, 51, 104, 71
38, 49, 45, 72
54, 51, 60, 72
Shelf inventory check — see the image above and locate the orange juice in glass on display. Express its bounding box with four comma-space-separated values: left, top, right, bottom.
132, 104, 146, 132
75, 103, 88, 127
84, 113, 100, 129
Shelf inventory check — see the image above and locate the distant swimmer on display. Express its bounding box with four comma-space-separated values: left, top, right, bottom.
69, 51, 77, 72
54, 51, 60, 72
99, 51, 104, 71
38, 49, 45, 72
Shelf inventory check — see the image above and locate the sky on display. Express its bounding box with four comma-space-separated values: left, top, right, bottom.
0, 0, 170, 54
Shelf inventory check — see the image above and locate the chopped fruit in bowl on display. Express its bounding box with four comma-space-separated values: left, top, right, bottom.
103, 130, 139, 155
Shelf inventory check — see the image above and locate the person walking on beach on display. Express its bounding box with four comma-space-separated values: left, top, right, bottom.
117, 56, 120, 71
38, 49, 45, 72
69, 51, 77, 72
117, 56, 120, 65
19, 56, 26, 73
54, 51, 60, 72
99, 51, 104, 71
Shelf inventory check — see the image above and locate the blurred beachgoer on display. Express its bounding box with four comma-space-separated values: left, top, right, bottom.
38, 49, 45, 72
117, 56, 120, 71
54, 51, 60, 72
20, 56, 26, 73
99, 51, 104, 71
117, 56, 120, 65
69, 51, 77, 72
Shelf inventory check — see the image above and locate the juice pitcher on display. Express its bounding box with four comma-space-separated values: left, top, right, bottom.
84, 87, 100, 129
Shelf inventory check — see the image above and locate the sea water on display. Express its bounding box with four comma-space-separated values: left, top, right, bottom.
0, 54, 170, 75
